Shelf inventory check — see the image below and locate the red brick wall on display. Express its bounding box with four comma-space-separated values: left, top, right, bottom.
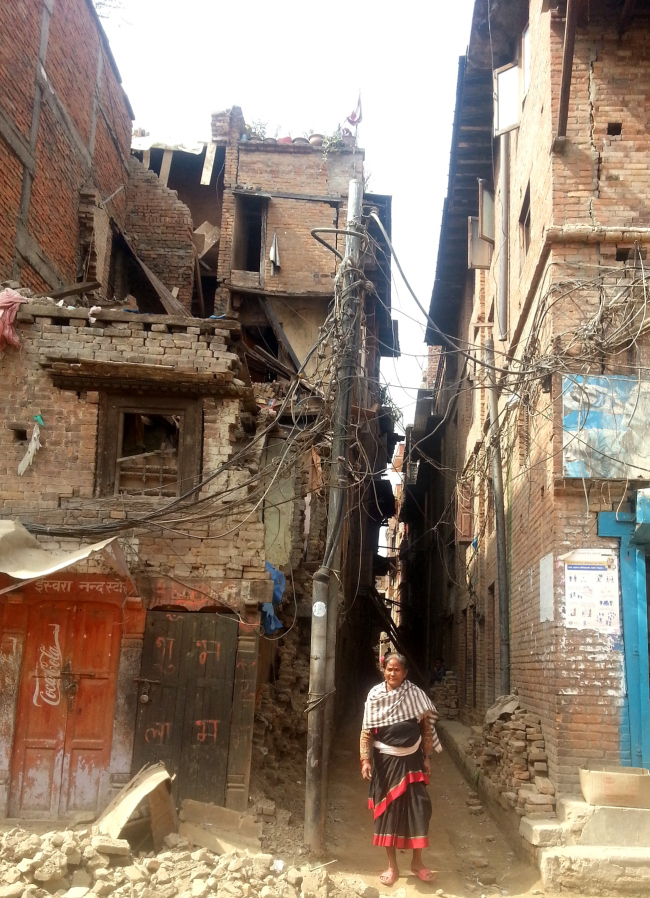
0, 0, 133, 286
46, 0, 99, 147
28, 103, 88, 278
0, 0, 41, 141
0, 144, 22, 277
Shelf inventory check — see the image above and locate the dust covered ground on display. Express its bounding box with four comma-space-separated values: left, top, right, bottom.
251, 722, 561, 898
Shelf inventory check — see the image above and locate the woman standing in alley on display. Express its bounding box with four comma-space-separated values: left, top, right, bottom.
360, 653, 441, 886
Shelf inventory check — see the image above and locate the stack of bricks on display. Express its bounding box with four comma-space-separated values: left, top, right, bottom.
15, 302, 241, 377
430, 672, 459, 719
470, 706, 556, 820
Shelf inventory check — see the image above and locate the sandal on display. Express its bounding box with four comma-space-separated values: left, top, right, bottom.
379, 868, 399, 886
411, 868, 436, 882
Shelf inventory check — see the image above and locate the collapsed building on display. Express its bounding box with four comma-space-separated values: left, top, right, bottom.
399, 0, 650, 878
0, 0, 400, 822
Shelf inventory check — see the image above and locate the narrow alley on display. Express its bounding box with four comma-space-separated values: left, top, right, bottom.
326, 726, 542, 898
4, 0, 650, 896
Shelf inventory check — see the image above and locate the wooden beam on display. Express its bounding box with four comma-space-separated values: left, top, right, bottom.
619, 0, 638, 34
36, 280, 101, 299
194, 252, 206, 318
556, 0, 578, 140
159, 149, 173, 187
259, 297, 301, 371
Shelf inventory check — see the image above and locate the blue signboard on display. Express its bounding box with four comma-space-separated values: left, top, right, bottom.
562, 375, 650, 478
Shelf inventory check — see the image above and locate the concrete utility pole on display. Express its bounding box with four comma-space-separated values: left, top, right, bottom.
304, 179, 364, 852
485, 337, 510, 696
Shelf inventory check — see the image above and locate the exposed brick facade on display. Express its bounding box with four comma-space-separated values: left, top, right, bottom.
403, 0, 650, 816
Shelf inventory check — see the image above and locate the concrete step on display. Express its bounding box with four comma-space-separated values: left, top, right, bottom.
540, 846, 650, 894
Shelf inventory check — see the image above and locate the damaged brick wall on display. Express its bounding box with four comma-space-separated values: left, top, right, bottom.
0, 304, 272, 607
124, 158, 195, 311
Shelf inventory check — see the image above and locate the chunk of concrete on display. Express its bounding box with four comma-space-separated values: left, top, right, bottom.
519, 816, 562, 847
90, 836, 130, 856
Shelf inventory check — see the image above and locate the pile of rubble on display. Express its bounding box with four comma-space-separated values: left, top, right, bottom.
253, 626, 310, 789
0, 828, 380, 898
429, 672, 459, 719
468, 703, 556, 820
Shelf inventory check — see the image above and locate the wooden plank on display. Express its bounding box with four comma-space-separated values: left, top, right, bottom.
119, 231, 191, 318
620, 0, 638, 33
35, 280, 101, 299
41, 357, 234, 385
18, 304, 240, 331
180, 798, 262, 840
159, 149, 173, 187
556, 0, 578, 139
178, 820, 261, 856
259, 297, 300, 371
194, 252, 206, 318
200, 142, 217, 186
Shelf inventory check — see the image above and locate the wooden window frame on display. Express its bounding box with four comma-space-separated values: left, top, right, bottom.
96, 394, 202, 498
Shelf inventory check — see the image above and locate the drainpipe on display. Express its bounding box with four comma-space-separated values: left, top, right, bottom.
485, 337, 510, 695
497, 132, 510, 343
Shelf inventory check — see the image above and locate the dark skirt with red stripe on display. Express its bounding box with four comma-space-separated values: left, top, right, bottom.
368, 718, 431, 848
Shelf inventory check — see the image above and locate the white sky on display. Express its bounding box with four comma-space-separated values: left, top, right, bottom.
101, 0, 475, 435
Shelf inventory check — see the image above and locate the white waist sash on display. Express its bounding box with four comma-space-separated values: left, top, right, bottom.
373, 735, 422, 756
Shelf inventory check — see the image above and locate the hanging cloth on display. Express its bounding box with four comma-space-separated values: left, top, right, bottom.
269, 231, 281, 271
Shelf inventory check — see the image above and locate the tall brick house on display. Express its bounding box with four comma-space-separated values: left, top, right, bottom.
0, 0, 399, 819
401, 0, 650, 837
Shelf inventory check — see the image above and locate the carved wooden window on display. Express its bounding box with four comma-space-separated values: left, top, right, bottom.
456, 480, 474, 543
96, 395, 202, 498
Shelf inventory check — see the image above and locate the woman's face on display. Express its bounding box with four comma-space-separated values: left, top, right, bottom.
384, 657, 407, 691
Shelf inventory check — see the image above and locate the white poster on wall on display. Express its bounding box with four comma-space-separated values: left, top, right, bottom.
539, 553, 554, 622
562, 549, 620, 633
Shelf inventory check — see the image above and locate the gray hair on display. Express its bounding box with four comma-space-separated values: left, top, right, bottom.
382, 652, 408, 671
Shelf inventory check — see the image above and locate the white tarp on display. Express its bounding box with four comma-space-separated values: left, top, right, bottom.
0, 519, 116, 580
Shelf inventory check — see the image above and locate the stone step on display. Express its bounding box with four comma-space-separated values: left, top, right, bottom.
539, 846, 650, 894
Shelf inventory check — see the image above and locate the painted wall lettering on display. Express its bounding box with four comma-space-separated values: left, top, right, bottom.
154, 637, 175, 673
195, 719, 218, 743
144, 721, 171, 743
195, 639, 221, 665
33, 624, 62, 707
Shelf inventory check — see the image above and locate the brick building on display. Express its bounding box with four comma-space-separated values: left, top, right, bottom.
400, 0, 650, 840
0, 0, 399, 820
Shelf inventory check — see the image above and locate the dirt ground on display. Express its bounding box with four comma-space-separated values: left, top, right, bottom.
323, 724, 546, 898
256, 718, 558, 898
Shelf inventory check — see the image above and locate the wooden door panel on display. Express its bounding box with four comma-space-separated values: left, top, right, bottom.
9, 603, 73, 817
177, 615, 238, 803
60, 603, 121, 814
133, 613, 186, 779
133, 612, 238, 805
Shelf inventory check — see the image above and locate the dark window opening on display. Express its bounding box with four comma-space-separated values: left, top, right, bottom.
107, 233, 165, 314
97, 396, 201, 499
232, 196, 264, 272
616, 246, 647, 264
519, 184, 531, 262
9, 426, 28, 442
607, 122, 623, 137
117, 413, 180, 497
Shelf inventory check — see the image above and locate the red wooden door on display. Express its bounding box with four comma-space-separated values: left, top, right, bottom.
9, 601, 121, 818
